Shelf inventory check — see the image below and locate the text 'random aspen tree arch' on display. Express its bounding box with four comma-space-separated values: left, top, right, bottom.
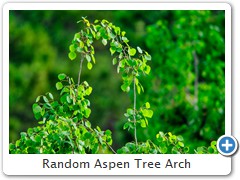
9, 18, 218, 154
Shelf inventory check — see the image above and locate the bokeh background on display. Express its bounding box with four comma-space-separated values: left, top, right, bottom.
9, 10, 225, 153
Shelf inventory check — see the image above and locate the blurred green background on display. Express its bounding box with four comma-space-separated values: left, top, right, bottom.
9, 10, 225, 153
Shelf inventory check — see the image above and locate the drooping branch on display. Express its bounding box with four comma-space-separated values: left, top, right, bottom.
106, 142, 117, 154
69, 18, 152, 148
133, 76, 138, 145
77, 55, 84, 86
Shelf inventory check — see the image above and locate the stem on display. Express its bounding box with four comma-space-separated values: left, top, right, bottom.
192, 50, 199, 111
106, 142, 117, 154
133, 77, 138, 145
78, 55, 84, 86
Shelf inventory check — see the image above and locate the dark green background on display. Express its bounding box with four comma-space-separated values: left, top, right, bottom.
9, 10, 225, 153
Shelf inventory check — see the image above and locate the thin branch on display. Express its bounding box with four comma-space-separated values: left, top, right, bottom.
192, 50, 199, 111
105, 142, 117, 154
133, 76, 138, 145
78, 55, 84, 86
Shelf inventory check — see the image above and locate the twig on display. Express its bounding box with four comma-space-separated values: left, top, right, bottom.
133, 77, 138, 145
78, 55, 84, 86
106, 142, 117, 154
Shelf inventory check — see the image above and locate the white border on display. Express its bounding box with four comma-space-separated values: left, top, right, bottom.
3, 2, 231, 10
2, 2, 231, 176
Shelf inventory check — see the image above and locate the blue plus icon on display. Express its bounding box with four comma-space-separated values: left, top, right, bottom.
217, 135, 238, 156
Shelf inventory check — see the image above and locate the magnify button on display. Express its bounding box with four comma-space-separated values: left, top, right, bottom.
217, 135, 238, 156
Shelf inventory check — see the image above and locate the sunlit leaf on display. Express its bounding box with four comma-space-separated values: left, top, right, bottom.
68, 52, 76, 60
87, 62, 93, 70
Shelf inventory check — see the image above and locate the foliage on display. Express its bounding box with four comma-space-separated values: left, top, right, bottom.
194, 141, 218, 154
9, 15, 222, 154
118, 132, 187, 154
137, 10, 225, 151
10, 75, 113, 154
9, 11, 225, 150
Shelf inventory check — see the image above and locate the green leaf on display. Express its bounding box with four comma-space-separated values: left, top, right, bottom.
69, 44, 75, 52
127, 108, 134, 115
20, 132, 27, 139
74, 33, 80, 39
68, 52, 76, 60
168, 132, 173, 137
137, 85, 141, 94
90, 28, 96, 38
108, 32, 116, 39
110, 46, 116, 55
85, 121, 91, 128
32, 103, 42, 120
48, 93, 54, 100
208, 147, 214, 153
102, 38, 107, 46
85, 87, 93, 95
43, 96, 48, 103
121, 83, 130, 92
145, 102, 150, 108
142, 109, 153, 118
60, 87, 69, 95
211, 141, 217, 146
184, 147, 190, 153
91, 54, 96, 64
135, 78, 139, 85
121, 31, 126, 36
79, 41, 84, 48
87, 62, 93, 70
123, 122, 134, 130
58, 73, 66, 80
56, 82, 63, 90
27, 128, 33, 135
35, 96, 41, 103
83, 81, 89, 86
122, 37, 129, 43
86, 54, 91, 62
140, 119, 146, 128
15, 140, 21, 147
114, 26, 120, 35
35, 135, 42, 143
85, 108, 91, 118
161, 147, 168, 154
177, 135, 184, 141
145, 65, 151, 74
66, 95, 71, 103
84, 132, 92, 140
105, 129, 112, 136
112, 58, 118, 65
123, 122, 129, 130
178, 141, 184, 147
139, 83, 144, 93
9, 144, 15, 151
137, 46, 143, 53
145, 54, 152, 61
32, 103, 41, 114
128, 48, 136, 56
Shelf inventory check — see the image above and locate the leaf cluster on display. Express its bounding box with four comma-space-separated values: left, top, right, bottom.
123, 102, 153, 130
117, 131, 217, 154
68, 17, 151, 94
10, 74, 113, 154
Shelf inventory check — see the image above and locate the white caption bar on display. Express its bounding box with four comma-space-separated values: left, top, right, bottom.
3, 154, 231, 175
